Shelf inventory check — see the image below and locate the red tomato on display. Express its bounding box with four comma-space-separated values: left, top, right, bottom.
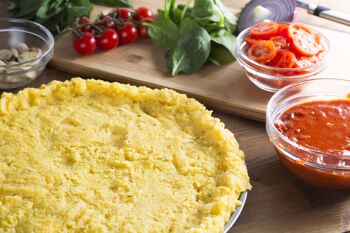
117, 22, 138, 44
245, 34, 258, 46
138, 19, 152, 39
96, 28, 119, 50
98, 15, 116, 29
277, 23, 289, 38
79, 17, 92, 33
247, 40, 277, 63
268, 49, 296, 68
134, 6, 154, 21
288, 23, 321, 56
250, 22, 279, 39
270, 36, 289, 49
118, 8, 133, 20
73, 32, 96, 55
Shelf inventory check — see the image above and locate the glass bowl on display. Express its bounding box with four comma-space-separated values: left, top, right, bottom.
266, 78, 350, 189
235, 22, 330, 93
0, 18, 54, 89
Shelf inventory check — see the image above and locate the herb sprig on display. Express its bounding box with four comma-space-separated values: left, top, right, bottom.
146, 0, 237, 76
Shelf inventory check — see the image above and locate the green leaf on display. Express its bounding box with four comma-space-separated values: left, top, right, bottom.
91, 0, 133, 7
146, 14, 179, 49
209, 43, 235, 65
164, 0, 176, 19
191, 0, 224, 27
10, 0, 44, 18
36, 0, 67, 23
67, 0, 93, 22
214, 0, 237, 33
167, 18, 211, 76
210, 29, 236, 56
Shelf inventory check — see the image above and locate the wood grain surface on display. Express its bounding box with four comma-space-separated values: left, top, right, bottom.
1, 0, 350, 232
50, 0, 350, 121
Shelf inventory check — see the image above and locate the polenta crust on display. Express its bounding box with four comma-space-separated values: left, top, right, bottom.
0, 78, 250, 233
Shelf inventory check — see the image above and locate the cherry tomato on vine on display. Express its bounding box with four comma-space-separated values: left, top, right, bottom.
118, 8, 133, 20
138, 19, 152, 39
79, 16, 92, 33
73, 32, 96, 55
96, 28, 119, 50
117, 22, 138, 44
134, 7, 154, 21
98, 15, 116, 29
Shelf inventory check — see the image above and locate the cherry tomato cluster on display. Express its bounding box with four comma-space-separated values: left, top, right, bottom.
245, 21, 327, 74
72, 7, 154, 55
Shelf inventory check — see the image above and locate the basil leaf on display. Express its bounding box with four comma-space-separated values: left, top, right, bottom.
214, 0, 237, 33
209, 43, 235, 65
67, 0, 93, 22
146, 14, 179, 49
210, 29, 236, 56
36, 0, 66, 23
164, 0, 176, 19
191, 0, 224, 27
11, 0, 44, 18
91, 0, 133, 8
167, 18, 211, 76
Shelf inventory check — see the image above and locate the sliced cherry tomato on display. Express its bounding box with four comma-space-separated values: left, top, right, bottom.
270, 36, 289, 49
73, 32, 96, 55
96, 28, 119, 50
247, 40, 277, 63
268, 49, 296, 68
245, 34, 258, 46
288, 23, 321, 56
117, 22, 138, 44
294, 55, 319, 68
118, 8, 133, 20
134, 7, 154, 21
277, 23, 289, 38
250, 22, 279, 40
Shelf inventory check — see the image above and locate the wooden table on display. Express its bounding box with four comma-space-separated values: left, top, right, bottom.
2, 0, 350, 232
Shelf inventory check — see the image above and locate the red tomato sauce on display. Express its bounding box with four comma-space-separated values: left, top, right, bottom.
274, 100, 350, 189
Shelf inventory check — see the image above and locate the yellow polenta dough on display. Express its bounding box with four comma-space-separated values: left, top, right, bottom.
0, 78, 250, 233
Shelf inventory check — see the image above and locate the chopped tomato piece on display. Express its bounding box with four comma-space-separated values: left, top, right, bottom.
250, 22, 279, 39
247, 40, 277, 63
288, 23, 321, 56
268, 49, 296, 68
294, 55, 319, 68
270, 36, 289, 49
245, 34, 258, 46
277, 23, 289, 38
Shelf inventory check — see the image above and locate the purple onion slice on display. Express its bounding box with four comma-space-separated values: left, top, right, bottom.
237, 0, 297, 33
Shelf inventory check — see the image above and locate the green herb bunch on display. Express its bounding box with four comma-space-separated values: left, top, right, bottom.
146, 0, 237, 76
7, 0, 133, 36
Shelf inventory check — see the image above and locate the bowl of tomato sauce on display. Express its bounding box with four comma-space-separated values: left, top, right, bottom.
235, 21, 330, 92
266, 78, 350, 189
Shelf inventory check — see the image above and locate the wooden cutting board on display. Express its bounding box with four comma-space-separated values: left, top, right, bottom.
50, 0, 350, 121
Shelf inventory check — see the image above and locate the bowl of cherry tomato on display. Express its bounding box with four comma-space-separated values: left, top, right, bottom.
235, 21, 330, 92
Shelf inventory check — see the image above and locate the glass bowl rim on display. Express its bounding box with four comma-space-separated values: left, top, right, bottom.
266, 78, 350, 171
0, 18, 54, 68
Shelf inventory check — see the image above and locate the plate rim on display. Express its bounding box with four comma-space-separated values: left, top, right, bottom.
223, 191, 248, 233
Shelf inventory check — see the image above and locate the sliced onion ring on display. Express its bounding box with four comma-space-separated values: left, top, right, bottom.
237, 0, 297, 34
